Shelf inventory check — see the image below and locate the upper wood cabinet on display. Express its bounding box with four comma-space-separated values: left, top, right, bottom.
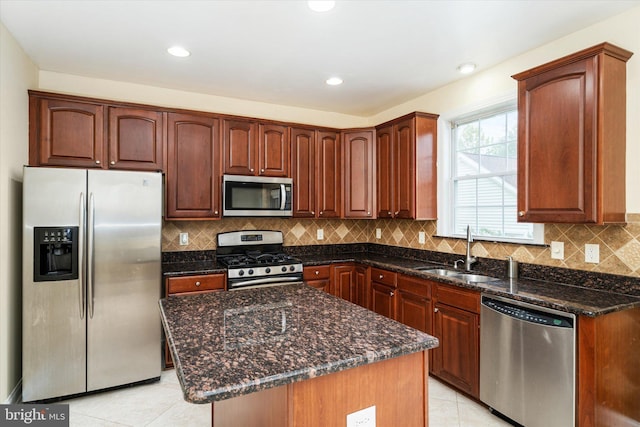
29, 92, 163, 171
30, 95, 105, 168
222, 119, 289, 177
291, 127, 316, 218
222, 118, 257, 175
342, 129, 375, 219
512, 43, 633, 224
316, 131, 341, 218
258, 123, 290, 177
166, 113, 221, 219
108, 107, 163, 171
375, 112, 438, 220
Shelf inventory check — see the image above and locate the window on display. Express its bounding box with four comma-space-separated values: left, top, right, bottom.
441, 102, 543, 244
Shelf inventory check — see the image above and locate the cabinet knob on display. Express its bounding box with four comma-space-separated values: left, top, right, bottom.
110, 160, 115, 165
388, 211, 391, 215
518, 211, 525, 217
214, 210, 219, 215
195, 281, 201, 287
315, 271, 319, 275
311, 211, 315, 215
395, 211, 399, 215
434, 307, 439, 313
95, 160, 101, 164
390, 291, 395, 297
260, 168, 265, 173
250, 168, 255, 173
320, 211, 323, 215
379, 274, 384, 279
367, 211, 371, 215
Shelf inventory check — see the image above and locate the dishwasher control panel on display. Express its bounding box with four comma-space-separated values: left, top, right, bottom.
482, 297, 573, 328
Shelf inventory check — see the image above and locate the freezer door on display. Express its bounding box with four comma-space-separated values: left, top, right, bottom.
22, 167, 87, 402
86, 170, 162, 391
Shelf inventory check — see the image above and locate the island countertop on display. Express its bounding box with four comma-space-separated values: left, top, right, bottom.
159, 283, 439, 404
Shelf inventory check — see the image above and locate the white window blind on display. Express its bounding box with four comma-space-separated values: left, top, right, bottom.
450, 104, 539, 242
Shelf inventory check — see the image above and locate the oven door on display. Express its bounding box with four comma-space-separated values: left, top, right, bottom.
222, 175, 292, 217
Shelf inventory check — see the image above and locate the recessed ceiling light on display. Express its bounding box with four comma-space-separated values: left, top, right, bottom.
457, 62, 477, 74
167, 46, 190, 57
308, 1, 335, 12
326, 77, 343, 86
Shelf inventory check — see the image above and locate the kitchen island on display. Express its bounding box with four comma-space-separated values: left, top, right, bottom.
159, 282, 439, 427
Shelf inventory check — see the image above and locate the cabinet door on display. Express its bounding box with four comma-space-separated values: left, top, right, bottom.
517, 57, 598, 223
376, 125, 394, 218
303, 265, 332, 294
223, 119, 257, 175
432, 302, 479, 398
307, 279, 331, 294
108, 107, 163, 171
32, 97, 104, 168
397, 290, 432, 334
258, 124, 289, 177
354, 265, 369, 308
316, 131, 341, 218
370, 282, 395, 319
333, 265, 355, 302
394, 118, 415, 219
291, 127, 316, 218
166, 113, 221, 219
342, 130, 375, 219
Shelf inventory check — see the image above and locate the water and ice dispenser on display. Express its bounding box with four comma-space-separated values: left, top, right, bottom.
33, 226, 79, 282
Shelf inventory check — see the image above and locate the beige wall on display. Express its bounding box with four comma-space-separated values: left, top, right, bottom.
0, 22, 37, 402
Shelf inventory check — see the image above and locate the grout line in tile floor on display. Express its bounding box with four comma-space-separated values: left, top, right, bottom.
60, 370, 513, 426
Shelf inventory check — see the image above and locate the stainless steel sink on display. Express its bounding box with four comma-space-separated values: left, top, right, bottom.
415, 267, 500, 283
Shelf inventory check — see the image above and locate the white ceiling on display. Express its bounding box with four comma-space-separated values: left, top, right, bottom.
1, 0, 638, 116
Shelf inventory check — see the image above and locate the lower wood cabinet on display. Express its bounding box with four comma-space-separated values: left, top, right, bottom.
370, 268, 397, 319
333, 264, 356, 302
396, 274, 432, 335
163, 273, 226, 368
431, 283, 480, 399
303, 265, 332, 294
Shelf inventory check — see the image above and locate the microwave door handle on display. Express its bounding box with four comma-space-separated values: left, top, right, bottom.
280, 184, 286, 210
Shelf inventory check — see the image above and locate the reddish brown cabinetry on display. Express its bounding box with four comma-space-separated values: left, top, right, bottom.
316, 131, 341, 218
512, 43, 632, 224
375, 113, 438, 220
396, 274, 432, 335
164, 273, 226, 367
166, 113, 221, 219
369, 268, 397, 319
303, 265, 332, 294
333, 264, 356, 302
431, 283, 480, 399
291, 127, 316, 218
29, 92, 164, 171
223, 119, 289, 177
342, 129, 375, 219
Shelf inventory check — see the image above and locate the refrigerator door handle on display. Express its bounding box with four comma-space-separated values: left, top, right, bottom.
88, 192, 95, 319
79, 192, 86, 320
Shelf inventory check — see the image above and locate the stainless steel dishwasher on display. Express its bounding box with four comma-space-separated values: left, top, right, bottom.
480, 294, 576, 427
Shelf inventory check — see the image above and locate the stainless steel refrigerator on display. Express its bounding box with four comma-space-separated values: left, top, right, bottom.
22, 166, 162, 402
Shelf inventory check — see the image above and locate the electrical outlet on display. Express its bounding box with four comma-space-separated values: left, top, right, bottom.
375, 228, 381, 239
346, 405, 376, 427
179, 232, 188, 245
550, 241, 564, 260
585, 243, 600, 263
418, 231, 426, 244
317, 229, 324, 240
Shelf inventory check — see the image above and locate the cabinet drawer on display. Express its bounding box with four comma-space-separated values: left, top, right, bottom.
167, 274, 226, 295
371, 268, 397, 287
397, 274, 431, 299
434, 283, 480, 314
303, 265, 331, 281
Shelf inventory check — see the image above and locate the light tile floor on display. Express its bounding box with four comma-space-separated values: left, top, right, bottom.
61, 370, 513, 426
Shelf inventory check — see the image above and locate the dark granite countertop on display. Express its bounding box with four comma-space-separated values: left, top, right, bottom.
159, 283, 438, 404
296, 253, 640, 317
163, 260, 225, 277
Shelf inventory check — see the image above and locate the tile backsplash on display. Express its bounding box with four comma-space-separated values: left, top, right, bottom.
163, 214, 640, 277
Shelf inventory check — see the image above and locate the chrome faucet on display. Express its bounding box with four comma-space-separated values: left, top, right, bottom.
464, 225, 477, 271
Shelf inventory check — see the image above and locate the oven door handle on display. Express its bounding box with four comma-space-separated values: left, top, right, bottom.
230, 276, 302, 289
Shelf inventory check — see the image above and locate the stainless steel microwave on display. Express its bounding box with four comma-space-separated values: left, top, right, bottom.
222, 175, 293, 217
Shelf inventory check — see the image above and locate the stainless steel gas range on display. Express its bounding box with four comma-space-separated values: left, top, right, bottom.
216, 230, 303, 290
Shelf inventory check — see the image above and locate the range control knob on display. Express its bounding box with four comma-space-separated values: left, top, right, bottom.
248, 269, 254, 275
265, 267, 271, 274
281, 266, 287, 272
238, 270, 245, 276
289, 266, 295, 271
